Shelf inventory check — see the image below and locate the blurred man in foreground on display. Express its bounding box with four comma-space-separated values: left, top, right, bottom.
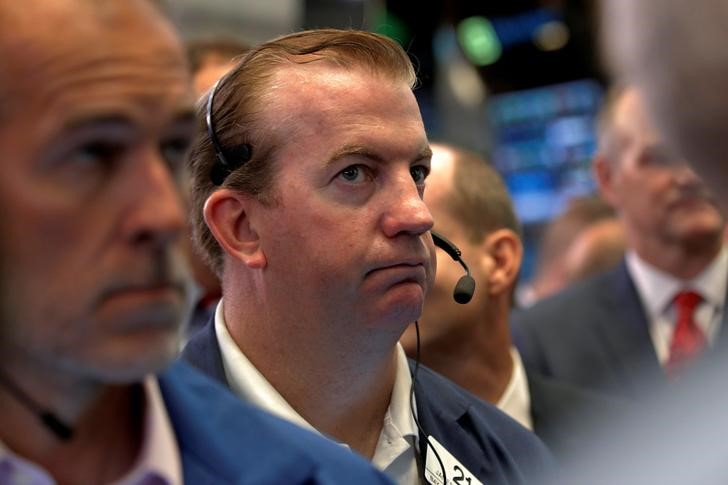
0, 2, 392, 483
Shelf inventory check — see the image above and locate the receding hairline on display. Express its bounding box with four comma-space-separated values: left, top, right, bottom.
0, 0, 182, 123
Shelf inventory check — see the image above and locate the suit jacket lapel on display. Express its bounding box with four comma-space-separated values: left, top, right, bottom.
412, 364, 493, 480
159, 363, 318, 484
180, 316, 230, 388
593, 262, 664, 398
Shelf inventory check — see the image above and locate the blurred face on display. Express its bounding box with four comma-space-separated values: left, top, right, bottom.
400, 147, 488, 354
600, 89, 724, 254
603, 0, 728, 212
0, 1, 195, 382
253, 65, 435, 341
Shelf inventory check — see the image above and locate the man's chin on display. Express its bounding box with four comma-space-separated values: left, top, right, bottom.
72, 331, 181, 384
368, 287, 425, 329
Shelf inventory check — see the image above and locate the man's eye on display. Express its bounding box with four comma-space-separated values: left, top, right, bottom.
70, 141, 123, 168
338, 165, 369, 183
161, 137, 192, 169
411, 165, 429, 184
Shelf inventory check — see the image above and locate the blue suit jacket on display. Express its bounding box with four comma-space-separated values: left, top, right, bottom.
158, 361, 391, 484
512, 260, 728, 400
181, 319, 554, 484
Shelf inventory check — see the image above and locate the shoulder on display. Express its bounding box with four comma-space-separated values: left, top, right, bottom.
513, 267, 618, 333
159, 362, 390, 485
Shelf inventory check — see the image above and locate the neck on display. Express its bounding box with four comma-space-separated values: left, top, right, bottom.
631, 236, 722, 279
223, 290, 400, 459
0, 360, 145, 484
419, 300, 514, 404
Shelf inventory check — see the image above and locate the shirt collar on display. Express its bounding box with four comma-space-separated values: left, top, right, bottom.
215, 300, 317, 432
0, 377, 181, 485
496, 348, 533, 431
215, 299, 419, 461
115, 377, 182, 485
625, 247, 728, 317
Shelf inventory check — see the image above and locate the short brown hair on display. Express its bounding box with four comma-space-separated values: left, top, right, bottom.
188, 29, 417, 275
439, 144, 521, 243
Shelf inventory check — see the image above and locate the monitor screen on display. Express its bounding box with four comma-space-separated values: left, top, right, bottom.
487, 79, 603, 224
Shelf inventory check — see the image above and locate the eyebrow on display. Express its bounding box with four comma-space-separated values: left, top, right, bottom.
60, 106, 197, 134
326, 144, 433, 167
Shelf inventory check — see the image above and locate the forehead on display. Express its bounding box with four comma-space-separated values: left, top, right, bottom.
0, 1, 192, 132
612, 89, 663, 147
266, 63, 426, 159
426, 147, 456, 202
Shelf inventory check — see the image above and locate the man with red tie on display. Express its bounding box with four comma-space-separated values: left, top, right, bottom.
513, 85, 727, 399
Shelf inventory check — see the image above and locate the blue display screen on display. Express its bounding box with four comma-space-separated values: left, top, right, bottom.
487, 79, 603, 224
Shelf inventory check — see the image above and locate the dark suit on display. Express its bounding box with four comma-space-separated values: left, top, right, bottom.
159, 361, 391, 484
182, 319, 554, 485
512, 260, 728, 401
527, 370, 633, 460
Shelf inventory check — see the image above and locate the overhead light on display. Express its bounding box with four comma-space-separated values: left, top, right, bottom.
457, 16, 502, 66
533, 20, 570, 51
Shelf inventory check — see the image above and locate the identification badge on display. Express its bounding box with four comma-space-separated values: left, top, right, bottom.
424, 435, 484, 485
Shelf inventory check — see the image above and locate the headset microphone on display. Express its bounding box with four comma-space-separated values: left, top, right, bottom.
431, 231, 476, 304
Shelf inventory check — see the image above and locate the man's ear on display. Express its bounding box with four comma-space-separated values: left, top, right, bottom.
483, 228, 522, 296
203, 189, 267, 269
593, 155, 618, 206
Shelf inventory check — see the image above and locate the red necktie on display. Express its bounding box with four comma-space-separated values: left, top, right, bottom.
666, 290, 706, 377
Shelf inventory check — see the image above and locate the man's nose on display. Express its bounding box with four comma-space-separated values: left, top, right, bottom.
380, 173, 434, 238
120, 150, 186, 250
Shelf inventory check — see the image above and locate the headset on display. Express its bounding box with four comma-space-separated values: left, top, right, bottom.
206, 77, 252, 186
409, 231, 475, 483
431, 230, 476, 304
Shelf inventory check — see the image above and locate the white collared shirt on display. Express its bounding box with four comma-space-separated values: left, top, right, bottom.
215, 300, 422, 484
625, 247, 728, 364
0, 378, 182, 485
496, 348, 533, 431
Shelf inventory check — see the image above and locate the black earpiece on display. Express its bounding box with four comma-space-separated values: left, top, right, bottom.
431, 231, 476, 304
206, 77, 252, 186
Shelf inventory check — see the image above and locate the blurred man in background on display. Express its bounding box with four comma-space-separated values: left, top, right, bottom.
520, 196, 624, 306
187, 37, 251, 96
402, 143, 628, 459
513, 85, 727, 400
184, 37, 250, 335
533, 3, 728, 483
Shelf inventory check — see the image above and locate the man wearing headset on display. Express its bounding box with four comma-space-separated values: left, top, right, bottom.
182, 28, 552, 484
400, 143, 630, 460
0, 1, 395, 483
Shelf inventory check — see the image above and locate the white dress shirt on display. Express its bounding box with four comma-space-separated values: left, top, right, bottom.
625, 247, 727, 365
215, 300, 422, 485
0, 378, 182, 485
496, 348, 533, 431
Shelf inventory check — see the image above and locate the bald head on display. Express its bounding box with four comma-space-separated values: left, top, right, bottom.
0, 0, 184, 123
